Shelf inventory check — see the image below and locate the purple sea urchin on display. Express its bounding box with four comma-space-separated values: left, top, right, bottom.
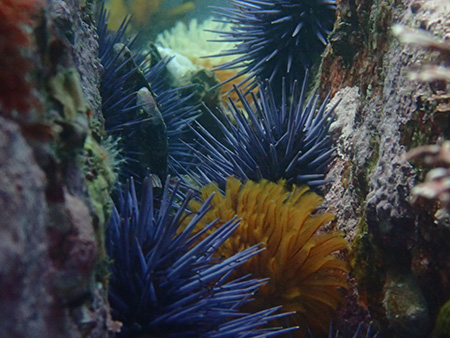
96, 7, 199, 184
210, 0, 337, 93
96, 7, 141, 127
107, 176, 296, 337
97, 8, 164, 182
186, 78, 337, 189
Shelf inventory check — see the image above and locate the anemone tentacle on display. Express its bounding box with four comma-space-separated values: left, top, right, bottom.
186, 177, 350, 337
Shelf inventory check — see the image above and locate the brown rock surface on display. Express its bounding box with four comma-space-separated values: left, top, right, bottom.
323, 0, 450, 336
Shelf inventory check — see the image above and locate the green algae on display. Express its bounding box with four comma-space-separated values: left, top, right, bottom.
351, 212, 385, 304
436, 298, 450, 338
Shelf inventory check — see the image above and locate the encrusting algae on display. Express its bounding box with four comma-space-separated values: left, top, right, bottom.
186, 176, 350, 336
436, 298, 450, 338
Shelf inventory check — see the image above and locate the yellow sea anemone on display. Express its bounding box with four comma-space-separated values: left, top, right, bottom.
156, 18, 234, 66
187, 177, 350, 336
156, 18, 254, 105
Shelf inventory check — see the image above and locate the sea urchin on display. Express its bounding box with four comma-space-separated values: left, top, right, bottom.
210, 0, 337, 92
187, 78, 337, 189
106, 176, 296, 337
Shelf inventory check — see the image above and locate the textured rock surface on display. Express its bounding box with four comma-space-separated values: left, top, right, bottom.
383, 269, 430, 338
49, 0, 103, 115
0, 117, 51, 337
0, 0, 113, 337
326, 86, 363, 242
323, 0, 450, 336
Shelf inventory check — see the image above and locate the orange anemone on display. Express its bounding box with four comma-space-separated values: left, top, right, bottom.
187, 177, 350, 336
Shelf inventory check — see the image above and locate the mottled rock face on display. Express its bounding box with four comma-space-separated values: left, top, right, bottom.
383, 269, 431, 338
326, 86, 362, 241
50, 0, 102, 116
0, 117, 50, 337
0, 0, 115, 336
322, 0, 450, 336
0, 117, 109, 338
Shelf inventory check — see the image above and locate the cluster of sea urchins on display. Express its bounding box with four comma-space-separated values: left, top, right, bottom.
96, 7, 299, 338
93, 0, 366, 337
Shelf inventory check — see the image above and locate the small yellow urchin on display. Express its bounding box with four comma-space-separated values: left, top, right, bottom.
187, 176, 350, 336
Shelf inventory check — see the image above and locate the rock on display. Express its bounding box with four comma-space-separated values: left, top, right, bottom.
435, 299, 450, 338
0, 117, 51, 337
383, 269, 430, 338
322, 1, 450, 336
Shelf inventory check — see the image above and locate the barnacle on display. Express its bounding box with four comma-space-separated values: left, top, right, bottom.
187, 177, 350, 335
398, 24, 450, 217
210, 0, 337, 93
140, 56, 199, 173
107, 176, 296, 337
186, 78, 337, 189
392, 24, 450, 83
405, 142, 450, 220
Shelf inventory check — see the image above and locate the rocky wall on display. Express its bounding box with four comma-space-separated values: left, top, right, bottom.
0, 0, 114, 336
323, 1, 450, 337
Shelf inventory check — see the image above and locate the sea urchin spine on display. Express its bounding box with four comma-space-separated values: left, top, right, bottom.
209, 0, 337, 92
187, 77, 338, 189
107, 176, 297, 337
